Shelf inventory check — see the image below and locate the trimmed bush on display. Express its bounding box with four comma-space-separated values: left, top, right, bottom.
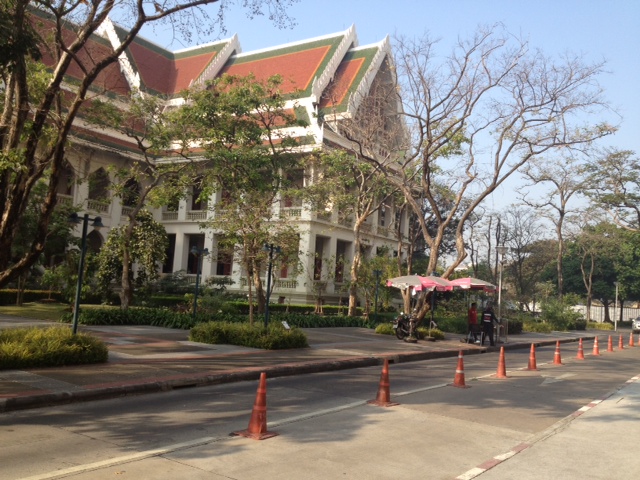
435, 316, 468, 334
190, 321, 308, 349
0, 326, 108, 369
375, 323, 395, 335
523, 321, 554, 333
587, 321, 614, 331
417, 327, 445, 340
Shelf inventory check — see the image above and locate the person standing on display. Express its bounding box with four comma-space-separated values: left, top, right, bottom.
481, 303, 497, 347
468, 302, 479, 342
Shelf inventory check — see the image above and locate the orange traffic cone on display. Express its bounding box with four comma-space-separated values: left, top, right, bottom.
607, 335, 613, 353
629, 332, 635, 347
593, 336, 601, 356
576, 338, 585, 360
495, 346, 508, 378
618, 335, 624, 350
232, 372, 278, 440
452, 351, 470, 388
526, 344, 538, 371
368, 359, 399, 407
553, 341, 563, 365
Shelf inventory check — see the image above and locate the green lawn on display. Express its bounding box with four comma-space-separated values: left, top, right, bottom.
0, 302, 69, 322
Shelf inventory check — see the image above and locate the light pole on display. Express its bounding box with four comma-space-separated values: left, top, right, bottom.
496, 245, 508, 343
373, 269, 382, 323
614, 281, 619, 331
263, 243, 281, 329
69, 213, 104, 335
190, 246, 209, 323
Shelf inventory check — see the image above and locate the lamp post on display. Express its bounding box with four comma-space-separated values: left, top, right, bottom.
373, 269, 382, 323
496, 245, 508, 343
613, 281, 619, 331
69, 213, 103, 335
263, 243, 281, 329
190, 246, 209, 323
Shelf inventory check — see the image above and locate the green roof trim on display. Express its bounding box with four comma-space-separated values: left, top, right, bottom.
319, 46, 381, 114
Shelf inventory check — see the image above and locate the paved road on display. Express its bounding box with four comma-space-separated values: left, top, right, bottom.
1, 341, 639, 479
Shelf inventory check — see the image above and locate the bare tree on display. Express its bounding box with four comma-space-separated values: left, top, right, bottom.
586, 148, 640, 231
520, 153, 590, 298
343, 25, 614, 320
0, 0, 297, 287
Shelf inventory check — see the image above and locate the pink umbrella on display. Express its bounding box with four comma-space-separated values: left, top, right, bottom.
449, 277, 496, 292
418, 276, 456, 292
386, 275, 455, 292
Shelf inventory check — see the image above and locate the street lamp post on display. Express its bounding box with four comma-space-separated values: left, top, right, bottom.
263, 243, 281, 329
496, 245, 508, 343
614, 281, 619, 331
69, 213, 103, 335
190, 246, 209, 323
373, 269, 382, 323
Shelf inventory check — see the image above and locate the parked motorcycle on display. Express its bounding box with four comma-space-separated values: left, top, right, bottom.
393, 312, 417, 340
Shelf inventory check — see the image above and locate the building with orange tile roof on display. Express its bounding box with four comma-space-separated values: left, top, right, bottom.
49, 15, 409, 305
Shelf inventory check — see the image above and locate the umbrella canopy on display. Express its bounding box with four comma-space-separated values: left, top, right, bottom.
449, 277, 496, 292
387, 275, 455, 292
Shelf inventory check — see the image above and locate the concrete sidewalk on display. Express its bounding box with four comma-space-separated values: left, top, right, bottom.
0, 315, 606, 413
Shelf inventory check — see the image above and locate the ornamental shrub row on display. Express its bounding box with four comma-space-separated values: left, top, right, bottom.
587, 321, 615, 331
62, 307, 377, 330
0, 289, 65, 305
189, 322, 308, 349
0, 326, 108, 369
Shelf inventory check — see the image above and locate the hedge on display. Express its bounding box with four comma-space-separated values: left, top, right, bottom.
0, 326, 108, 369
61, 307, 375, 330
0, 289, 65, 305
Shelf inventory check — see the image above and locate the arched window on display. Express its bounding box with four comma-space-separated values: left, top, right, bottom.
56, 162, 75, 197
122, 178, 140, 207
88, 168, 110, 201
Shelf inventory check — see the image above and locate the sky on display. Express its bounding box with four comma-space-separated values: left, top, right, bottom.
143, 0, 639, 212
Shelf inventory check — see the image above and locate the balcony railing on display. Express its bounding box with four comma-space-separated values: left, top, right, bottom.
315, 211, 332, 222
240, 277, 298, 289
57, 194, 73, 206
281, 207, 302, 218
162, 211, 178, 221
187, 210, 208, 221
87, 199, 110, 214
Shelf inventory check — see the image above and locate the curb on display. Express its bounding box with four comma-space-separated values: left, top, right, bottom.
0, 337, 593, 413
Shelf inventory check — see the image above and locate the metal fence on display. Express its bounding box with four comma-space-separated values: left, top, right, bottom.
573, 305, 640, 323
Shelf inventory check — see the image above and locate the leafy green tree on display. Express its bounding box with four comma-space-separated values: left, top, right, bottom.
0, 0, 297, 288
83, 92, 200, 308
181, 74, 305, 322
304, 149, 397, 316
96, 210, 168, 301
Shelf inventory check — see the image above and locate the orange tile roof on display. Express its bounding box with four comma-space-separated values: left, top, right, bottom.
221, 45, 331, 95
127, 41, 222, 94
319, 57, 365, 108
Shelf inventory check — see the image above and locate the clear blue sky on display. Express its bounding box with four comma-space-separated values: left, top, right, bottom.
147, 0, 639, 209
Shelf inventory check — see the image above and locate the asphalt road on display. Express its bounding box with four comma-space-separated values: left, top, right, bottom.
1, 343, 639, 479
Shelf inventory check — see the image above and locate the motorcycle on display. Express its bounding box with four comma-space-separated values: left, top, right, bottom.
393, 312, 417, 340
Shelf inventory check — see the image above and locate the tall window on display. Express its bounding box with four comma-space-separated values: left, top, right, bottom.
187, 234, 205, 274
88, 167, 109, 200
191, 177, 208, 211
216, 250, 233, 276
162, 234, 176, 273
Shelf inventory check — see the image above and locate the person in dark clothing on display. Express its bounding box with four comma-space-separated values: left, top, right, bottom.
481, 303, 498, 346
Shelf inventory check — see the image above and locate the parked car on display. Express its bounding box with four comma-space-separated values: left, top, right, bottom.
632, 317, 640, 334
